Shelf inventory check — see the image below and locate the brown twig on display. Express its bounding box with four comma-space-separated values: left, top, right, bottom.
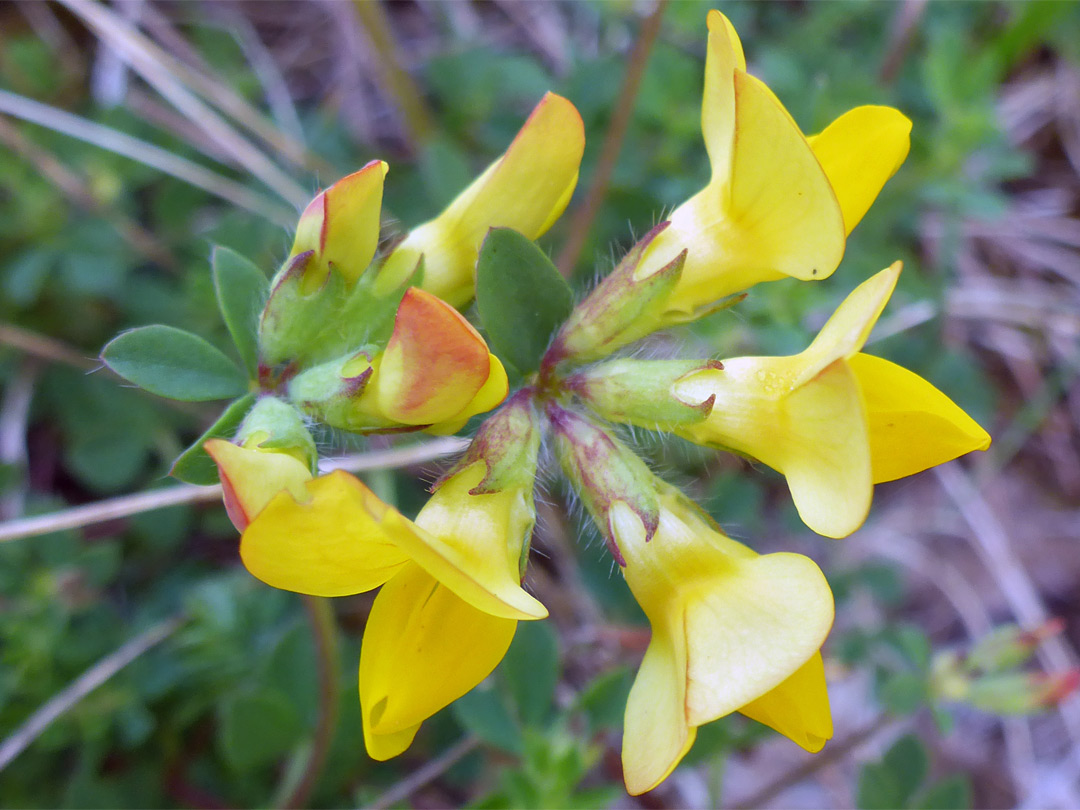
555, 1, 667, 278
279, 596, 340, 809
364, 735, 481, 810
731, 714, 896, 810
351, 0, 434, 151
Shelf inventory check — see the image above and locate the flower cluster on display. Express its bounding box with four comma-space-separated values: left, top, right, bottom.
106, 9, 992, 797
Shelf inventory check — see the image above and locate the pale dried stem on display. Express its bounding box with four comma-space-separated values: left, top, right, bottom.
0, 437, 468, 544
0, 88, 293, 225
0, 361, 39, 521
556, 0, 667, 277
60, 0, 310, 208
0, 615, 185, 772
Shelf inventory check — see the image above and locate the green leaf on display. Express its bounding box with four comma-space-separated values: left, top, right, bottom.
917, 775, 972, 810
475, 227, 574, 375
879, 671, 929, 715
857, 762, 906, 810
212, 246, 268, 375
101, 325, 248, 401
170, 394, 256, 484
452, 687, 524, 755
500, 621, 559, 727
218, 689, 302, 771
884, 734, 929, 805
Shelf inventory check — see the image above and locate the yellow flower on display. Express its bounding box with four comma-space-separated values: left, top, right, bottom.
376, 92, 585, 308
611, 489, 834, 795
624, 11, 910, 338
673, 262, 991, 538
234, 399, 545, 758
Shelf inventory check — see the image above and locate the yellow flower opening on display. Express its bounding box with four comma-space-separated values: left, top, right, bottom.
612, 489, 834, 795
674, 263, 991, 538
628, 10, 910, 330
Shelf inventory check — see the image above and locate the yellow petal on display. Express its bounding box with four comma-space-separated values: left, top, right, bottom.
850, 353, 992, 483
371, 287, 492, 425
204, 438, 312, 531
425, 353, 509, 436
362, 720, 420, 763
796, 262, 901, 385
239, 471, 409, 596
680, 550, 835, 724
739, 652, 833, 753
700, 10, 745, 182
390, 461, 547, 621
638, 71, 845, 315
614, 494, 834, 793
378, 92, 584, 307
360, 562, 517, 740
622, 620, 696, 796
808, 107, 912, 235
676, 357, 873, 538
290, 161, 387, 288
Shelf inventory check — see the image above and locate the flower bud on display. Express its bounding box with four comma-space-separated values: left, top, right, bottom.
566, 358, 723, 426
204, 396, 317, 531
236, 396, 318, 472
968, 670, 1080, 716
546, 402, 659, 565
287, 287, 508, 434
257, 163, 404, 373
966, 619, 1067, 675
544, 223, 686, 367
287, 161, 387, 291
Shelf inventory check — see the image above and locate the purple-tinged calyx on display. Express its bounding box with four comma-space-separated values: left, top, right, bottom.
543, 222, 686, 369
546, 402, 660, 567
433, 388, 541, 496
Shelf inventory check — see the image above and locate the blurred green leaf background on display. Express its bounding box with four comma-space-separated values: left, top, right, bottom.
2, 1, 1079, 807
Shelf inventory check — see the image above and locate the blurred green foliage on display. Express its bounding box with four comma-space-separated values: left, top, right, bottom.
1, 1, 1075, 806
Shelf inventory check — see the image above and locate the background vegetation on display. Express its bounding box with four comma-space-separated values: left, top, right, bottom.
1, 1, 1079, 807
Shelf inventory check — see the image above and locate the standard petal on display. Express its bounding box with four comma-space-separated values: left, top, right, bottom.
424, 353, 509, 436
390, 462, 547, 621
638, 71, 845, 314
239, 470, 409, 596
796, 262, 901, 385
622, 623, 696, 796
808, 107, 912, 235
204, 438, 312, 531
373, 287, 491, 425
682, 552, 835, 725
739, 652, 833, 753
378, 92, 584, 307
849, 353, 992, 483
700, 10, 745, 181
360, 562, 517, 739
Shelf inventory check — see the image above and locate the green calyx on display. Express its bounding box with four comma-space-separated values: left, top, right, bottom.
566, 357, 722, 428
